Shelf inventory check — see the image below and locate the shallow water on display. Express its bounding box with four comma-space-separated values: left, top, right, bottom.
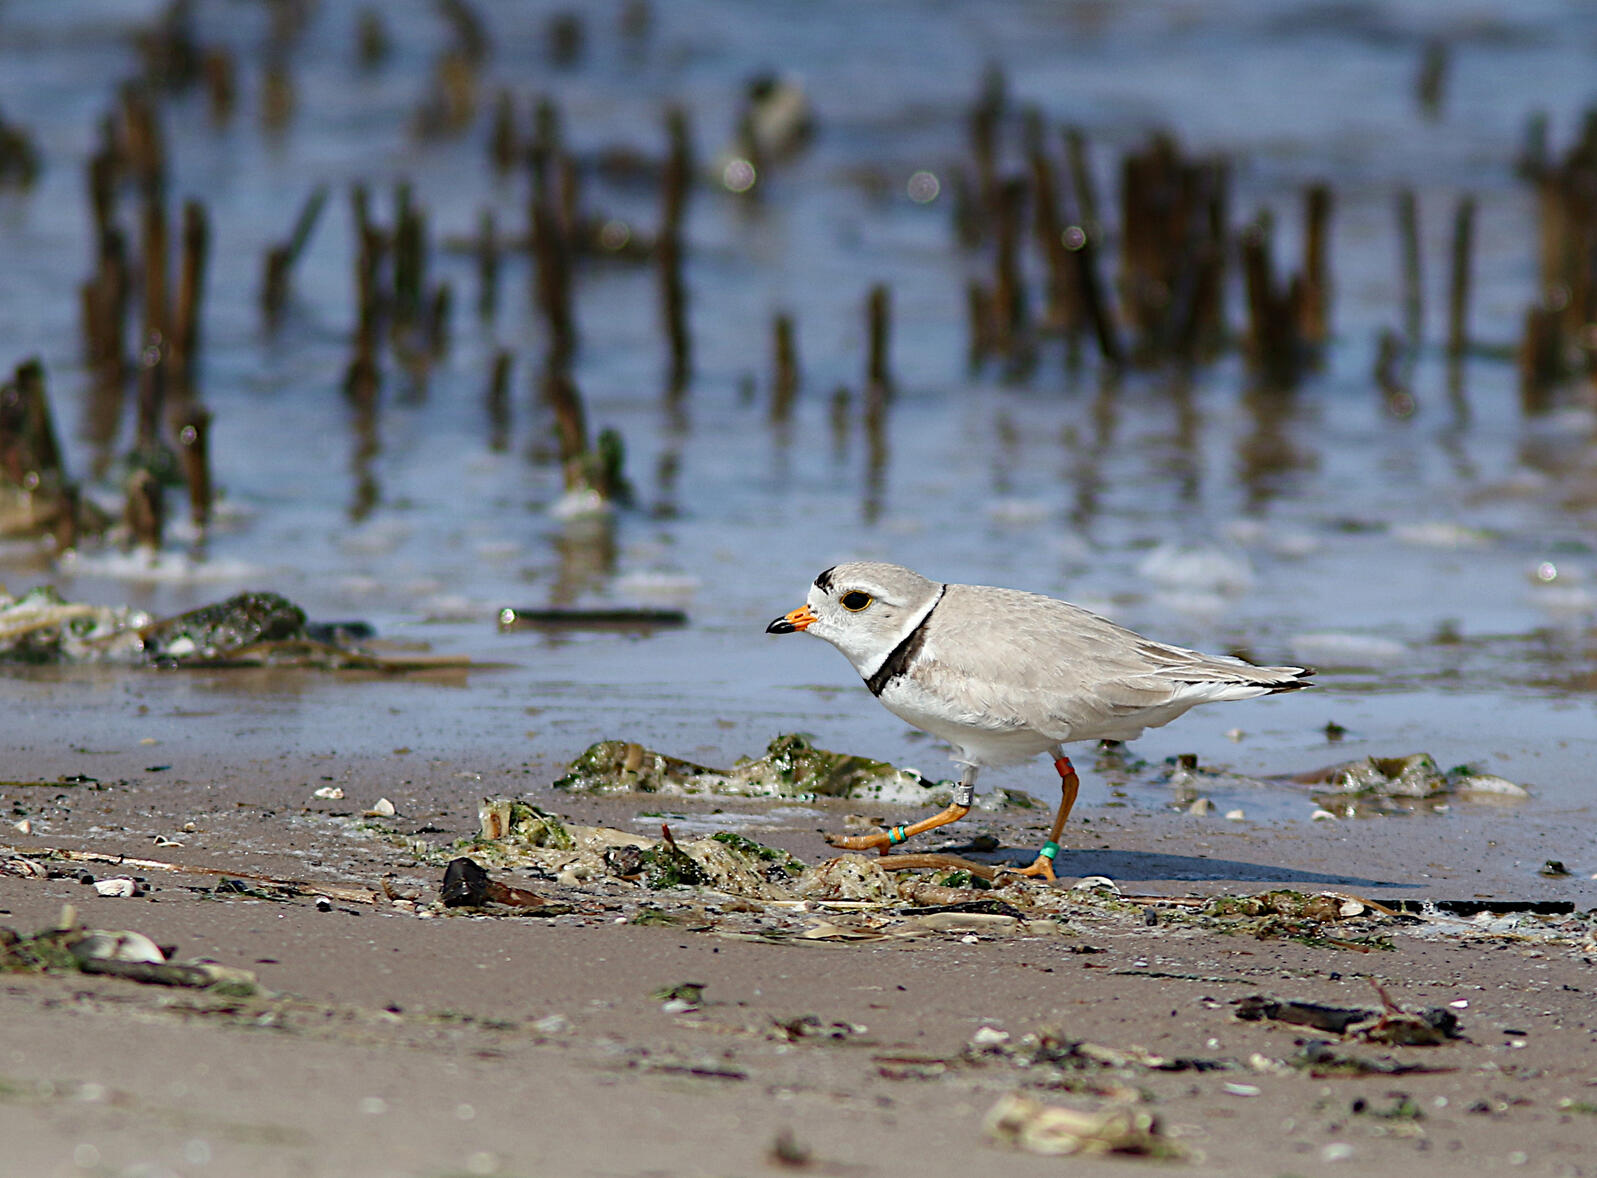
0, 2, 1593, 842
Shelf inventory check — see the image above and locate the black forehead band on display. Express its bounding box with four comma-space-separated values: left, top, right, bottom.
814, 566, 837, 593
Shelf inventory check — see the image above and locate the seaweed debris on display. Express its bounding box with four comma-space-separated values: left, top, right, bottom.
0, 586, 468, 670
554, 733, 1028, 807
1, 905, 259, 997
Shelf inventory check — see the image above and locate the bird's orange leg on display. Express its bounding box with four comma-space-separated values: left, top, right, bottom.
825, 771, 977, 855
1005, 750, 1080, 881
825, 802, 972, 854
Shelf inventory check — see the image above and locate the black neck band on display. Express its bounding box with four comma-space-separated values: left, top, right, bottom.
865, 585, 944, 696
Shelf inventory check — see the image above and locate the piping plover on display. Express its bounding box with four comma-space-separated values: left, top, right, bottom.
767, 561, 1312, 878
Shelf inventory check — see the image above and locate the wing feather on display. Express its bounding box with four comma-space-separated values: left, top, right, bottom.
902, 584, 1308, 742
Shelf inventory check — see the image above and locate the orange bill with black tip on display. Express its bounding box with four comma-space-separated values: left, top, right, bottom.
765, 603, 817, 634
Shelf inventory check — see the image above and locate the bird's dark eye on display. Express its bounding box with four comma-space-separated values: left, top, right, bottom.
840, 591, 873, 612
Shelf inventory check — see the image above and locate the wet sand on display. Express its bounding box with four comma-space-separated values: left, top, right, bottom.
5, 746, 1597, 1178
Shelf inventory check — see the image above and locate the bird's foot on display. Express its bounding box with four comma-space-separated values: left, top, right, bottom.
1004, 856, 1057, 881
1000, 840, 1060, 882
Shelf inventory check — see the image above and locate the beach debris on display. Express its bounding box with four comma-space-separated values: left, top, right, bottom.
497, 605, 688, 631
983, 1093, 1193, 1160
796, 855, 896, 902
1291, 1040, 1456, 1078
0, 106, 42, 187
439, 856, 567, 913
1, 907, 258, 996
92, 877, 140, 897
1233, 985, 1463, 1046
767, 1128, 812, 1169
1121, 744, 1528, 819
0, 843, 379, 906
651, 981, 704, 1014
366, 798, 398, 818
1197, 890, 1403, 950
0, 587, 468, 670
967, 1026, 1229, 1077
1296, 754, 1529, 815
312, 786, 345, 800
471, 801, 804, 900
553, 733, 1026, 808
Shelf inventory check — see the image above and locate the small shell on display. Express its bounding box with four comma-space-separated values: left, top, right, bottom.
92, 877, 140, 898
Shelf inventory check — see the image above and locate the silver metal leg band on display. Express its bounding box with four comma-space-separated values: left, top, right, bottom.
953, 781, 975, 808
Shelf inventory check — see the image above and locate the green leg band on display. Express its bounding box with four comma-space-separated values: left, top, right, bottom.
1038, 841, 1060, 861
888, 825, 909, 845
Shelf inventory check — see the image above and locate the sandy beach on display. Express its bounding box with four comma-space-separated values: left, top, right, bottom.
5, 740, 1597, 1178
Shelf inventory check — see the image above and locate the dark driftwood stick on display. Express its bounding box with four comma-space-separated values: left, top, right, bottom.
135, 339, 166, 452
11, 359, 62, 481
770, 312, 798, 422
1239, 213, 1304, 389
171, 199, 209, 400
658, 111, 691, 392
1063, 126, 1099, 231
533, 197, 575, 364
475, 207, 499, 320
427, 283, 452, 356
140, 194, 169, 345
663, 106, 692, 229
262, 184, 328, 324
966, 280, 993, 368
1416, 38, 1447, 118
866, 284, 892, 396
1062, 226, 1122, 367
1396, 188, 1422, 351
393, 183, 425, 328
541, 363, 590, 490
967, 63, 1004, 230
1447, 194, 1475, 358
124, 467, 164, 549
342, 187, 381, 408
1030, 143, 1071, 334
991, 177, 1027, 358
489, 89, 516, 173
53, 484, 80, 553
176, 405, 212, 533
1518, 303, 1562, 413
88, 144, 117, 245
486, 349, 511, 451
202, 48, 236, 124
121, 84, 165, 199
1300, 184, 1332, 345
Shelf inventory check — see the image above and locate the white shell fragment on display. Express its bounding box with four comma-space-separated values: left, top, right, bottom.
970, 1026, 1011, 1048
92, 877, 140, 898
1225, 809, 1246, 821
1188, 797, 1216, 815
71, 929, 165, 964
313, 786, 345, 800
1072, 876, 1120, 894
1311, 809, 1337, 821
367, 797, 397, 817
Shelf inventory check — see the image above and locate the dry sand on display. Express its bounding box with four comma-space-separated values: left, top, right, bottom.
3, 746, 1597, 1178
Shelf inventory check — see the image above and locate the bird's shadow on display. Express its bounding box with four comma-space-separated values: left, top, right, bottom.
964, 847, 1403, 889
